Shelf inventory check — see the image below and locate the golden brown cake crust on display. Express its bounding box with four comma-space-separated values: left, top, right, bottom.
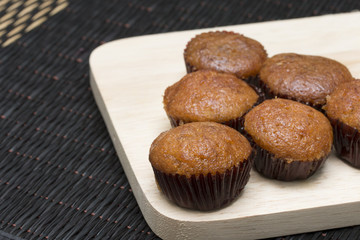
259, 53, 353, 105
149, 122, 252, 177
184, 31, 267, 79
164, 70, 259, 123
244, 98, 333, 162
324, 80, 360, 131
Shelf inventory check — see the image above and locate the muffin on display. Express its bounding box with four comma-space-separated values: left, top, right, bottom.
323, 80, 360, 168
149, 122, 253, 211
244, 98, 333, 181
184, 31, 267, 82
259, 53, 353, 110
163, 70, 259, 132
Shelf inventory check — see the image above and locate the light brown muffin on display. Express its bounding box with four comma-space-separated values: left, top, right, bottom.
259, 53, 353, 109
184, 31, 267, 80
244, 98, 333, 181
149, 122, 253, 211
324, 80, 360, 131
164, 70, 259, 131
323, 80, 360, 168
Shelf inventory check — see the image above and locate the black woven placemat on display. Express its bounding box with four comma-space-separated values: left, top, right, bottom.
0, 1, 360, 239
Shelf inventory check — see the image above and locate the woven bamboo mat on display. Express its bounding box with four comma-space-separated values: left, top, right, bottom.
0, 0, 360, 239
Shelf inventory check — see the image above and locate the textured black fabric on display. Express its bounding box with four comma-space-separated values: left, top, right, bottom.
0, 0, 359, 239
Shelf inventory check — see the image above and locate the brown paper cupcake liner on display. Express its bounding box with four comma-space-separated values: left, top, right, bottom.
249, 140, 327, 181
243, 75, 266, 103
168, 115, 245, 133
167, 95, 262, 134
328, 117, 360, 168
185, 61, 198, 73
152, 154, 253, 211
258, 77, 324, 112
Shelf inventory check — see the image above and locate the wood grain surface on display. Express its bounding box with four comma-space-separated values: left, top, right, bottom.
89, 12, 360, 240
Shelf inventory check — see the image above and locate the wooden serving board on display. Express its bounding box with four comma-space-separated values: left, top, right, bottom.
89, 12, 360, 240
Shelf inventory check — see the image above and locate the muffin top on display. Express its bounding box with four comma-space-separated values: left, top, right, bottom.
324, 80, 360, 131
164, 70, 259, 123
184, 31, 267, 79
149, 122, 252, 177
259, 53, 353, 105
244, 98, 333, 162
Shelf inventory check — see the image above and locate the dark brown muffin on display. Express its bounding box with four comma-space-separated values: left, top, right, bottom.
184, 31, 267, 80
149, 122, 253, 211
323, 80, 360, 168
163, 70, 259, 132
259, 53, 353, 109
244, 98, 333, 181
